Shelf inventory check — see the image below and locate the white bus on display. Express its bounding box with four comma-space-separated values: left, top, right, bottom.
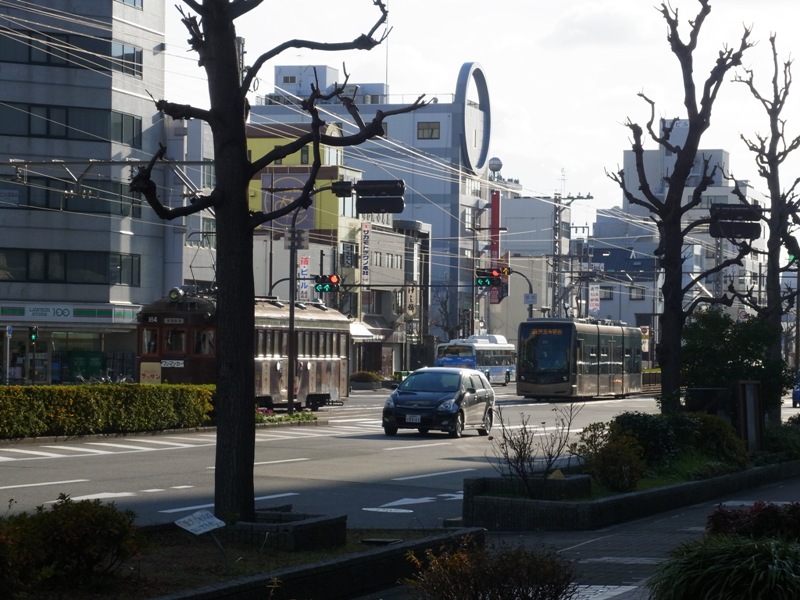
435, 334, 516, 385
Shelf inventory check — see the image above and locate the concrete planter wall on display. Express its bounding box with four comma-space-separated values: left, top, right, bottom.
155, 528, 486, 600
349, 381, 382, 390
463, 460, 800, 531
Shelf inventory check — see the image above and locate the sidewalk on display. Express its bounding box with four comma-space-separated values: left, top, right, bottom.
354, 472, 800, 599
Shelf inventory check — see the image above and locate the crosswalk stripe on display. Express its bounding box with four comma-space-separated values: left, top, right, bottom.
1, 448, 64, 457
0, 421, 384, 461
43, 445, 111, 454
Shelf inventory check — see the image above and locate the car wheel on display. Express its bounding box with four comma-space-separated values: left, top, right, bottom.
477, 410, 493, 436
417, 428, 429, 435
448, 412, 464, 438
384, 425, 398, 436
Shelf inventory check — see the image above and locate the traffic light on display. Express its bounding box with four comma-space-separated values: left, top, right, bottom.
314, 274, 340, 293
709, 203, 762, 239
354, 180, 405, 214
28, 326, 38, 343
500, 266, 513, 276
475, 268, 501, 287
786, 235, 800, 264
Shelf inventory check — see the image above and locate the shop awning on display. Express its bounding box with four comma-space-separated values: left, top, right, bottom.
350, 321, 376, 340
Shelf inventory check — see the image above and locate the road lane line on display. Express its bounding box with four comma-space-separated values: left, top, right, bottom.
254, 458, 310, 466
392, 468, 475, 481
0, 479, 89, 490
384, 442, 451, 451
160, 492, 299, 514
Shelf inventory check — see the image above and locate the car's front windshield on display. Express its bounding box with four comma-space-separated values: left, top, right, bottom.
399, 372, 461, 393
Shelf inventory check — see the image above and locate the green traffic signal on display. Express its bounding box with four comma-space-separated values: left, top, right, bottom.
476, 276, 501, 287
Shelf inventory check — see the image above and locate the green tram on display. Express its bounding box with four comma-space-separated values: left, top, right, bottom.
516, 318, 642, 399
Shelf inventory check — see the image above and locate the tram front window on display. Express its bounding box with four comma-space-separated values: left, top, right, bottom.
521, 329, 569, 374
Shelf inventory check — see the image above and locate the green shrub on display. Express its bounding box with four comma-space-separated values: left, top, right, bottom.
0, 494, 142, 596
687, 412, 749, 469
405, 536, 578, 600
760, 422, 800, 462
586, 434, 646, 492
610, 411, 678, 466
0, 384, 213, 439
646, 535, 800, 600
349, 371, 383, 383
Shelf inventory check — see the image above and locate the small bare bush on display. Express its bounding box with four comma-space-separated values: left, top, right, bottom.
489, 404, 583, 497
405, 536, 578, 600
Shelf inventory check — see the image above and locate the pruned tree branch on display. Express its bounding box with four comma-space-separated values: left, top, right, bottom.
242, 0, 389, 94
129, 144, 218, 220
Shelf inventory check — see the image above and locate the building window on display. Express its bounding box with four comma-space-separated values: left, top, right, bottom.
111, 41, 143, 78
115, 0, 143, 8
600, 286, 614, 300
282, 75, 296, 84
0, 103, 141, 148
300, 146, 309, 164
0, 248, 140, 285
417, 122, 440, 140
630, 286, 645, 301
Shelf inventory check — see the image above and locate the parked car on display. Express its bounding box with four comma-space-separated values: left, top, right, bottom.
793, 371, 800, 408
381, 367, 495, 437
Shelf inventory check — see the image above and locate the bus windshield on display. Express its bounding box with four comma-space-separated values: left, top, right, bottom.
519, 324, 570, 374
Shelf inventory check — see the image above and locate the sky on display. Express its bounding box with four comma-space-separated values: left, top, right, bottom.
163, 0, 800, 229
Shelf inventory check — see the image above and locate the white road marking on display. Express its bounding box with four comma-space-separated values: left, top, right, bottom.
87, 442, 158, 451
392, 468, 475, 481
159, 492, 300, 514
384, 442, 451, 451
0, 448, 64, 457
0, 479, 89, 490
255, 458, 310, 466
43, 445, 110, 454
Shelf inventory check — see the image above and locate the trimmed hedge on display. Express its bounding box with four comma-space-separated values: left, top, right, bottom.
0, 384, 214, 439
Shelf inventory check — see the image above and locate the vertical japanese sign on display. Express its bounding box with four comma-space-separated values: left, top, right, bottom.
361, 222, 371, 285
299, 255, 310, 300
589, 284, 600, 315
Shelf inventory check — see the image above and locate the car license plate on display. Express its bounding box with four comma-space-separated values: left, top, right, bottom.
405, 414, 421, 424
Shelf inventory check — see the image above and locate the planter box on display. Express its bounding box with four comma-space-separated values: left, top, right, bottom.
349, 381, 382, 390
463, 460, 800, 532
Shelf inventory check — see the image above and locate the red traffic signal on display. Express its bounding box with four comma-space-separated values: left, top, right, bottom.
314, 275, 340, 292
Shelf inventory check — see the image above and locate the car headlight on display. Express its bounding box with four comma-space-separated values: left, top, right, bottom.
436, 399, 457, 412
384, 397, 395, 409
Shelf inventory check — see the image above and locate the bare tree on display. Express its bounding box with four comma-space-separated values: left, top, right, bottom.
731, 35, 800, 412
130, 0, 425, 521
430, 284, 462, 341
607, 0, 752, 412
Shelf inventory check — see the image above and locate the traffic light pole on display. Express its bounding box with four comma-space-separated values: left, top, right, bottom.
287, 209, 301, 415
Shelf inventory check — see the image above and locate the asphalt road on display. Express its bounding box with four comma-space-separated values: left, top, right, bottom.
0, 389, 663, 527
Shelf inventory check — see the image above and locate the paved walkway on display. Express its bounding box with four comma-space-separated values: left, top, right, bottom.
354, 472, 800, 599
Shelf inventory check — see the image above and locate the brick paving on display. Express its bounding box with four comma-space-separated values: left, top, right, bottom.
354, 473, 800, 599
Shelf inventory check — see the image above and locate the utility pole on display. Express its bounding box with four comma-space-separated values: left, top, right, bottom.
551, 189, 593, 318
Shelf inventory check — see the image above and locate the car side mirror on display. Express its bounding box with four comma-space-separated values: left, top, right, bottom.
466, 387, 477, 394
390, 383, 399, 389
